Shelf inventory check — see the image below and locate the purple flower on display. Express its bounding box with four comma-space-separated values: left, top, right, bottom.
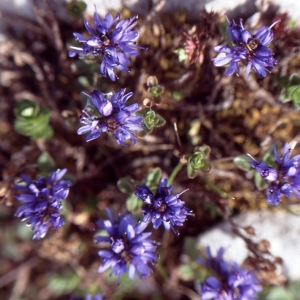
69, 10, 144, 81
70, 294, 103, 300
94, 208, 158, 281
214, 45, 247, 76
266, 183, 282, 206
250, 160, 278, 182
249, 142, 300, 205
14, 169, 71, 239
78, 88, 143, 145
134, 178, 194, 236
213, 17, 280, 77
199, 247, 262, 300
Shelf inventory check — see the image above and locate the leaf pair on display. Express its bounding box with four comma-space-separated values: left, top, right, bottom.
14, 100, 53, 140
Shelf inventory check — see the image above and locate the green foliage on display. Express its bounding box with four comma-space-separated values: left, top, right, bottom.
280, 73, 300, 108
174, 48, 188, 63
203, 201, 223, 218
183, 237, 199, 260
262, 145, 276, 167
145, 167, 162, 193
66, 0, 87, 19
37, 152, 55, 174
117, 168, 162, 213
48, 270, 80, 295
262, 282, 300, 300
108, 272, 136, 300
117, 176, 136, 194
254, 171, 269, 190
178, 263, 196, 281
184, 145, 212, 178
137, 107, 166, 137
147, 76, 164, 98
234, 154, 252, 171
125, 193, 143, 212
14, 100, 53, 140
218, 18, 233, 48
172, 90, 184, 101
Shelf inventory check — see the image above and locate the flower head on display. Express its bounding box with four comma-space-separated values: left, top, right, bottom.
14, 169, 71, 239
198, 247, 262, 300
78, 88, 143, 145
69, 10, 144, 81
213, 17, 280, 77
134, 178, 194, 236
94, 209, 158, 282
249, 142, 300, 205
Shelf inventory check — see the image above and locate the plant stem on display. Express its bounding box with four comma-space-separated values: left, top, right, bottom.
168, 162, 183, 185
205, 177, 235, 199
156, 259, 169, 282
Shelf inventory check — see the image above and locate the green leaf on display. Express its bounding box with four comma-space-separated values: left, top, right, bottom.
265, 286, 294, 300
178, 264, 195, 281
14, 100, 40, 119
189, 151, 205, 169
14, 100, 53, 140
145, 167, 162, 192
137, 107, 151, 117
137, 126, 152, 137
117, 177, 136, 195
172, 90, 184, 101
48, 270, 80, 294
32, 124, 53, 140
153, 113, 166, 127
291, 86, 300, 108
126, 194, 143, 213
183, 237, 199, 260
187, 163, 197, 179
148, 86, 164, 97
262, 144, 276, 167
37, 152, 55, 173
174, 48, 188, 63
66, 0, 87, 19
289, 73, 300, 86
280, 73, 300, 106
286, 85, 299, 99
198, 145, 211, 157
234, 154, 252, 171
281, 204, 300, 216
78, 75, 91, 88
199, 159, 212, 173
147, 76, 158, 87
254, 172, 268, 190
70, 59, 99, 73
144, 110, 156, 129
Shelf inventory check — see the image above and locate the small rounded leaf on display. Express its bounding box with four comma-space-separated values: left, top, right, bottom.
234, 154, 252, 171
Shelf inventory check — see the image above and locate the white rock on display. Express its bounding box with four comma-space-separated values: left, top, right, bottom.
198, 209, 300, 280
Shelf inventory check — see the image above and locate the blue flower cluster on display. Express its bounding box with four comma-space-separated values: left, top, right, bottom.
94, 208, 158, 282
199, 247, 262, 300
14, 169, 71, 239
69, 11, 144, 81
213, 17, 280, 77
69, 10, 145, 146
249, 142, 300, 206
78, 88, 143, 145
134, 177, 194, 236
